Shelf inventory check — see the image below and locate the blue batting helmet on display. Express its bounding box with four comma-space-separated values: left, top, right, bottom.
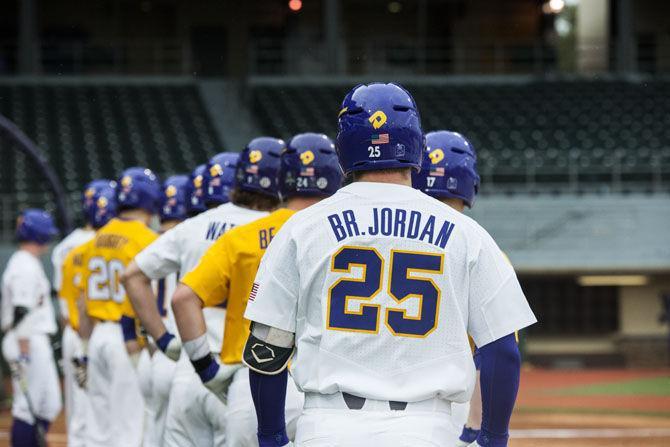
412, 131, 480, 208
280, 133, 343, 199
16, 209, 58, 244
235, 137, 284, 198
160, 175, 191, 222
336, 82, 424, 175
204, 152, 239, 206
117, 167, 161, 214
189, 164, 208, 215
83, 179, 118, 228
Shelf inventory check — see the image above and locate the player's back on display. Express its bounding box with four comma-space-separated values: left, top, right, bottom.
209, 208, 294, 363
263, 182, 530, 404
137, 201, 268, 351
51, 228, 95, 292
152, 201, 268, 278
83, 218, 157, 322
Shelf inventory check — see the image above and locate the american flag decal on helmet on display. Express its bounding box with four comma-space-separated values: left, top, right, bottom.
249, 282, 259, 302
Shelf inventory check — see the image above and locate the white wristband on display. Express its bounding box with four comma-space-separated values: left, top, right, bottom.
182, 333, 210, 361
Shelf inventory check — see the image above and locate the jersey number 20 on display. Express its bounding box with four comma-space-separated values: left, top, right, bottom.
327, 246, 443, 338
88, 257, 125, 303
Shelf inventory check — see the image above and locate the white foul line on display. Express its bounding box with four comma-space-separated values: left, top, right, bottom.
510, 428, 670, 438
0, 429, 669, 441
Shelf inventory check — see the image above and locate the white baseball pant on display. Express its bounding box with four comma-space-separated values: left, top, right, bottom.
294, 393, 459, 446
86, 321, 144, 447
61, 325, 89, 447
162, 354, 227, 447
2, 332, 62, 424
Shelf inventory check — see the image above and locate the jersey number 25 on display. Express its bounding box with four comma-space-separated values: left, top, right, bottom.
327, 246, 443, 338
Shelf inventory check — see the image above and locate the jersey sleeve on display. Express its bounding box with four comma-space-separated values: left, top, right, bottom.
467, 229, 536, 348
180, 234, 232, 307
58, 251, 75, 319
7, 268, 39, 309
135, 226, 181, 279
51, 244, 65, 292
244, 223, 299, 333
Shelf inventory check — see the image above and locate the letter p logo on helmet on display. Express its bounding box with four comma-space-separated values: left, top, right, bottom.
368, 110, 387, 129
249, 150, 263, 164
429, 149, 445, 165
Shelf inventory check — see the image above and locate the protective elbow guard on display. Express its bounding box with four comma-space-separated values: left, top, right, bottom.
12, 306, 29, 328
242, 332, 293, 375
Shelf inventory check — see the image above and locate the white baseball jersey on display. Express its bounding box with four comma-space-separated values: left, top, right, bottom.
135, 202, 268, 350
1, 250, 57, 337
245, 182, 536, 404
51, 227, 95, 292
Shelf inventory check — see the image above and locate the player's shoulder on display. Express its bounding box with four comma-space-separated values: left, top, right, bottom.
280, 190, 352, 233
95, 218, 156, 249
4, 250, 41, 277
225, 208, 289, 239
52, 228, 94, 261
68, 240, 92, 265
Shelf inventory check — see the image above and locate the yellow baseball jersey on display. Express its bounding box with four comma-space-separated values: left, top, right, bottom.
59, 241, 91, 331
182, 208, 295, 364
81, 218, 158, 321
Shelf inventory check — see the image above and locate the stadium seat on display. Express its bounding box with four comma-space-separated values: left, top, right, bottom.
251, 80, 670, 194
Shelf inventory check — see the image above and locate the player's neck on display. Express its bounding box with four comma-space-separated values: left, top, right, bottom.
160, 219, 181, 233
285, 196, 321, 211
441, 198, 465, 213
19, 242, 46, 258
354, 171, 412, 186
118, 209, 153, 225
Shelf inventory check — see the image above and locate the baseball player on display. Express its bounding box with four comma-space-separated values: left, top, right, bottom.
56, 180, 118, 447
78, 167, 162, 447
136, 174, 190, 447
123, 143, 281, 446
1, 209, 61, 447
174, 133, 343, 446
411, 130, 485, 445
241, 83, 537, 447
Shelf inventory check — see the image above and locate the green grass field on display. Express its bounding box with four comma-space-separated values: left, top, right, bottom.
553, 376, 670, 397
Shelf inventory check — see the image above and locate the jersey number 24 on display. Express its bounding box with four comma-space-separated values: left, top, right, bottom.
327, 246, 443, 338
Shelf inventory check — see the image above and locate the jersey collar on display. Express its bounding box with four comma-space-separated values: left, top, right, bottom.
339, 182, 422, 201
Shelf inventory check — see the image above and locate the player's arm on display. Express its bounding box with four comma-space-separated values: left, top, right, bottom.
242, 227, 299, 447
173, 236, 233, 398
469, 334, 520, 447
243, 322, 295, 447
7, 269, 40, 357
467, 230, 536, 447
76, 291, 94, 340
122, 260, 180, 359
122, 229, 181, 357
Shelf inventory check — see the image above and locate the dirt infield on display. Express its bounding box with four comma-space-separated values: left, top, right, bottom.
0, 369, 668, 446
